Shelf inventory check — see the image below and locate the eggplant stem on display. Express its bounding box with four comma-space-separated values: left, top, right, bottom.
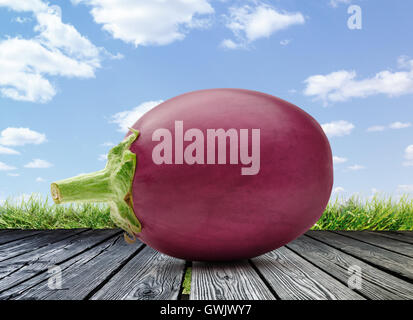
51, 129, 141, 239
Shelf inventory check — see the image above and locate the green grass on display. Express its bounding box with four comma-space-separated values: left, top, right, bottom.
0, 194, 412, 230
182, 267, 192, 295
0, 195, 115, 229
313, 195, 413, 231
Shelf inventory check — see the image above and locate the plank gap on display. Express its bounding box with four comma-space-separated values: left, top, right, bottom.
306, 231, 413, 285
83, 242, 147, 300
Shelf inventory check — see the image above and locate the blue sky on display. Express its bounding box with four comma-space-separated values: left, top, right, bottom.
0, 0, 412, 202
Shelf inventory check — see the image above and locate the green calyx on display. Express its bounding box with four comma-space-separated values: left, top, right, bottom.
51, 129, 141, 242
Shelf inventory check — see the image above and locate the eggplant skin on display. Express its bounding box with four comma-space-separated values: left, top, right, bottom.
128, 89, 333, 261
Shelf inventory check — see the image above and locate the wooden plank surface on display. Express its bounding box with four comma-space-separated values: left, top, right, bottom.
366, 231, 413, 245
251, 246, 364, 300
0, 230, 42, 246
334, 231, 413, 258
190, 261, 275, 300
307, 231, 413, 281
0, 229, 85, 263
0, 230, 412, 300
4, 235, 144, 300
286, 235, 413, 300
91, 246, 186, 300
0, 229, 119, 293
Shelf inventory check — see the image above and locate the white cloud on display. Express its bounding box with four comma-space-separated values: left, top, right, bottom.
110, 100, 163, 133
36, 177, 45, 182
7, 173, 20, 177
14, 16, 32, 24
98, 154, 108, 161
347, 164, 365, 171
0, 128, 46, 146
101, 142, 115, 147
0, 145, 20, 155
73, 0, 214, 47
303, 58, 413, 105
220, 39, 243, 50
0, 0, 48, 12
223, 3, 304, 49
0, 1, 102, 102
367, 125, 386, 132
0, 162, 16, 171
389, 122, 411, 129
333, 187, 345, 193
403, 145, 413, 167
321, 120, 355, 138
280, 39, 291, 46
333, 156, 348, 164
24, 159, 53, 168
367, 122, 411, 132
329, 0, 352, 8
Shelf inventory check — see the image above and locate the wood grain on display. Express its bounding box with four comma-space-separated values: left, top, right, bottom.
6, 235, 143, 300
334, 231, 413, 258
307, 231, 413, 281
0, 229, 119, 293
251, 246, 364, 300
91, 246, 185, 300
191, 260, 275, 300
287, 235, 413, 300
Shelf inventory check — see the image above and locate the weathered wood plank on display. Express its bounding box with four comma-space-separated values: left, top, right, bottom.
0, 229, 119, 293
307, 231, 413, 281
91, 246, 185, 300
287, 235, 413, 300
0, 229, 85, 262
251, 246, 364, 300
364, 231, 413, 245
0, 230, 42, 246
190, 261, 275, 300
3, 235, 144, 300
334, 231, 413, 258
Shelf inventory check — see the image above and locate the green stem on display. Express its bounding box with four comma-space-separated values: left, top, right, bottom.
51, 129, 141, 241
51, 170, 112, 203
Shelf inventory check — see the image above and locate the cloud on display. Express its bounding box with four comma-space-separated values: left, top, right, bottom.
333, 187, 345, 193
110, 100, 163, 133
321, 120, 355, 138
329, 0, 352, 8
7, 173, 20, 177
222, 3, 304, 49
13, 16, 32, 24
303, 58, 413, 105
0, 162, 16, 171
280, 39, 291, 46
0, 1, 102, 102
220, 39, 243, 50
0, 145, 20, 155
366, 125, 386, 132
98, 154, 108, 161
24, 159, 53, 168
403, 145, 413, 167
367, 122, 411, 132
0, 127, 46, 146
333, 156, 348, 164
73, 0, 214, 47
347, 164, 365, 171
36, 177, 45, 182
101, 142, 115, 147
389, 122, 411, 129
